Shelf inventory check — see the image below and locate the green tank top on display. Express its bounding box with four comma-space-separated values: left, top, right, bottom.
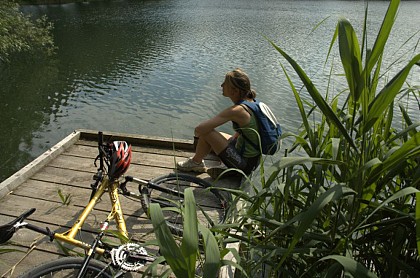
232, 107, 260, 158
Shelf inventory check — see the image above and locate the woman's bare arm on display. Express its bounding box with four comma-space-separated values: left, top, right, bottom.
194, 105, 250, 137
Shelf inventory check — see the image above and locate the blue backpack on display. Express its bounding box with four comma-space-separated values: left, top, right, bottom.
237, 99, 282, 155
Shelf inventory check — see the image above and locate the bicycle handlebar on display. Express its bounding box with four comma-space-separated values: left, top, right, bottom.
0, 208, 55, 244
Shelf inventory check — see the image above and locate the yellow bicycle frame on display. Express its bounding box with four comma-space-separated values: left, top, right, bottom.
54, 177, 128, 255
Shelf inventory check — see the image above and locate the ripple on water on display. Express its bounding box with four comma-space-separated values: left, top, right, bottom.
2, 0, 418, 182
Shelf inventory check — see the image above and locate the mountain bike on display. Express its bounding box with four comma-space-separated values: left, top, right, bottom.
0, 131, 228, 277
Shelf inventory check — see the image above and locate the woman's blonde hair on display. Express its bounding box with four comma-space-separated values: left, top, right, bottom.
225, 68, 257, 99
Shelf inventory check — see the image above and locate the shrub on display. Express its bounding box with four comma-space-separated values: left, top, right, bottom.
0, 0, 55, 63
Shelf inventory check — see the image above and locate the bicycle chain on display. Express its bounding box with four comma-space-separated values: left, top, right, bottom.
110, 243, 148, 272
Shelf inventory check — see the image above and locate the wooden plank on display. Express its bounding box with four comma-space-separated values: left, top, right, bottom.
0, 128, 204, 199
0, 246, 64, 278
3, 175, 229, 239
9, 179, 144, 216
0, 194, 156, 247
0, 215, 90, 256
77, 129, 194, 151
61, 143, 222, 170
0, 213, 159, 253
0, 131, 81, 199
74, 139, 193, 157
0, 194, 112, 228
0, 130, 242, 278
29, 162, 174, 184
49, 152, 177, 172
29, 166, 94, 188
74, 139, 220, 161
9, 176, 228, 236
0, 241, 162, 277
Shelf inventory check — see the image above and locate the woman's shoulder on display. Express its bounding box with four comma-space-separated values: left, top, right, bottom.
221, 104, 251, 125
226, 104, 250, 115
221, 104, 242, 113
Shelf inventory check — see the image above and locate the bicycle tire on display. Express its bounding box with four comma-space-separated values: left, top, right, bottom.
19, 257, 115, 278
148, 173, 228, 234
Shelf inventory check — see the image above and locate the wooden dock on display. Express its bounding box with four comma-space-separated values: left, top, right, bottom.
0, 129, 241, 277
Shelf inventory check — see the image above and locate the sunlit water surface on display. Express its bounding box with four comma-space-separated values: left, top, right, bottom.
1, 0, 419, 181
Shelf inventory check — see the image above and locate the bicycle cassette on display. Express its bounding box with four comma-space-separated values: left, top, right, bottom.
110, 243, 148, 272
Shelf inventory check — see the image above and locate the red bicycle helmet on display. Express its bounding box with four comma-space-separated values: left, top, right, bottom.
108, 141, 132, 179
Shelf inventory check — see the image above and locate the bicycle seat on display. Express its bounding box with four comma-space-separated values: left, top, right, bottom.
0, 208, 36, 244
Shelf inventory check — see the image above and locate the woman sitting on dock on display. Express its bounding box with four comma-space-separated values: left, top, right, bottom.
176, 68, 260, 177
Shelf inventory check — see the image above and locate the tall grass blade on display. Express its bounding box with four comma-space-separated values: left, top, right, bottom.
398, 103, 414, 128
364, 54, 420, 132
331, 138, 340, 160
276, 185, 355, 269
0, 248, 24, 254
360, 2, 368, 59
416, 193, 420, 255
338, 18, 362, 101
220, 260, 249, 278
280, 64, 314, 155
365, 0, 400, 75
366, 131, 420, 185
387, 122, 420, 145
142, 256, 167, 277
181, 188, 198, 276
320, 255, 377, 278
350, 187, 419, 236
266, 157, 343, 186
150, 203, 188, 277
268, 39, 358, 151
198, 224, 220, 278
326, 22, 338, 66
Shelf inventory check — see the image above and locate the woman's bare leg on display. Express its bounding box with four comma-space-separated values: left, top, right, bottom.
192, 131, 231, 163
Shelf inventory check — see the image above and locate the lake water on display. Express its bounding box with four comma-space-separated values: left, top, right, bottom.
1, 0, 419, 182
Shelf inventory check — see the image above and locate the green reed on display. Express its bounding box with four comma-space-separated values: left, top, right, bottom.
227, 0, 419, 276
147, 188, 235, 278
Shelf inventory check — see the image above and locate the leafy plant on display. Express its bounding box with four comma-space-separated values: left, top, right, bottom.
225, 0, 419, 276
148, 187, 222, 277
57, 189, 72, 206
0, 0, 55, 63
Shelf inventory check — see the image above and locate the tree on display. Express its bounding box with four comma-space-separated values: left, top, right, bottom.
0, 0, 55, 63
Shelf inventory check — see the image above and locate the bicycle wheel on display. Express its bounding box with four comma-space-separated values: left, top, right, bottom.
19, 257, 115, 278
149, 173, 228, 233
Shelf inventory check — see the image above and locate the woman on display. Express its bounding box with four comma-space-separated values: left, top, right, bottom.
176, 68, 261, 176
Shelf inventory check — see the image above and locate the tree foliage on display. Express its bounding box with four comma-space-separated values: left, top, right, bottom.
0, 0, 55, 63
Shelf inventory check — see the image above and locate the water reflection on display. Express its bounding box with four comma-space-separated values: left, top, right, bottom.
1, 57, 60, 176
1, 0, 419, 182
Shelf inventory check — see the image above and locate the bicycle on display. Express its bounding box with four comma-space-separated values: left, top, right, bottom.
0, 131, 229, 277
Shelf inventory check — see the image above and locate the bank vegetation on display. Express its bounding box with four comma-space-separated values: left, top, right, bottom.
0, 1, 55, 64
